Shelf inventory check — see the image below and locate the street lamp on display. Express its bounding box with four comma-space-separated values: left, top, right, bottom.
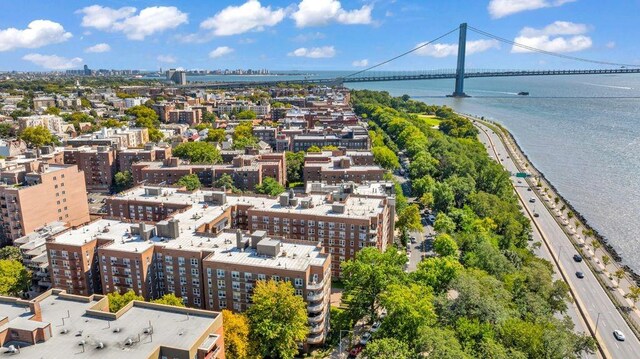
594, 312, 602, 337
339, 330, 354, 358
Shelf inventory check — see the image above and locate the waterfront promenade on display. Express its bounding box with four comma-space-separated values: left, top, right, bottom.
472, 116, 640, 358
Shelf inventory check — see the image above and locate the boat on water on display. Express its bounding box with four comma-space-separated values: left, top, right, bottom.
517, 91, 529, 96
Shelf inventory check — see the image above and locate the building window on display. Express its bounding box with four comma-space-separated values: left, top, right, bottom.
218, 290, 226, 298
217, 269, 225, 278
190, 258, 198, 266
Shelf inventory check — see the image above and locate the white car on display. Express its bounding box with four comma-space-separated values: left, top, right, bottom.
428, 215, 436, 222
614, 330, 626, 341
371, 322, 381, 332
359, 332, 372, 345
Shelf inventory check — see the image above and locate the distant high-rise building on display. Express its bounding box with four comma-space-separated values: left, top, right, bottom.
165, 68, 187, 85
83, 64, 91, 76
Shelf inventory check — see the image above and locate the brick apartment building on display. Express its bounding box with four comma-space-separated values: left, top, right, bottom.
0, 163, 90, 245
45, 186, 333, 346
118, 144, 172, 173
130, 151, 286, 191
303, 149, 385, 185
63, 146, 117, 193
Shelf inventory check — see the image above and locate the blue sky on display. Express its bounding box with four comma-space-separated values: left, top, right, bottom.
0, 0, 638, 72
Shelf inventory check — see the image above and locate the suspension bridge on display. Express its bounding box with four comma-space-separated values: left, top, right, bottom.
185, 23, 640, 96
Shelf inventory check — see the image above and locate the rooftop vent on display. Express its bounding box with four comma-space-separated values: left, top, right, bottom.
96, 342, 105, 349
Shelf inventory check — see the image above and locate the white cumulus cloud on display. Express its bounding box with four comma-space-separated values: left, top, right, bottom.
291, 0, 373, 27
23, 53, 83, 70
201, 0, 285, 36
488, 0, 576, 19
512, 21, 592, 53
84, 43, 110, 53
414, 39, 500, 58
352, 59, 369, 67
77, 5, 188, 40
0, 20, 72, 52
288, 46, 336, 58
157, 55, 177, 63
209, 46, 235, 58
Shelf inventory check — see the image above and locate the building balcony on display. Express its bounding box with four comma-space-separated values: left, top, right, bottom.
309, 324, 324, 334
308, 311, 326, 324
307, 332, 325, 345
306, 278, 326, 291
306, 291, 325, 302
307, 301, 325, 314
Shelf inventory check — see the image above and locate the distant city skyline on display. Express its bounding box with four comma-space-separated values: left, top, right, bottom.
0, 0, 638, 72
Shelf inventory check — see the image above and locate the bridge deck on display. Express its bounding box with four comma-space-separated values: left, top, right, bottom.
182, 68, 640, 89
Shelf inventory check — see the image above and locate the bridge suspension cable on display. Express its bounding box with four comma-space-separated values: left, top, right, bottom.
343, 26, 459, 78
467, 25, 640, 68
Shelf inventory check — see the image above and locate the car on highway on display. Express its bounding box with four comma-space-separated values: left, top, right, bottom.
527, 188, 532, 191
573, 254, 583, 262
613, 330, 626, 341
533, 212, 540, 218
359, 332, 372, 345
576, 271, 585, 279
529, 197, 536, 203
348, 345, 364, 358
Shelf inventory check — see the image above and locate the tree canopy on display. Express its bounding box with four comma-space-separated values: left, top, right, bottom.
0, 259, 31, 296
151, 293, 185, 307
107, 290, 144, 313
339, 89, 597, 359
223, 310, 251, 359
113, 171, 134, 193
173, 141, 222, 164
247, 280, 308, 359
254, 177, 285, 196
19, 126, 56, 148
176, 174, 202, 191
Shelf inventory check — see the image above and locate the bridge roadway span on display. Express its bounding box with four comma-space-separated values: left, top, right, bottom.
182, 68, 640, 89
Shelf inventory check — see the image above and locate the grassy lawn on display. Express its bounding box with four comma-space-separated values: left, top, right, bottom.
415, 113, 442, 127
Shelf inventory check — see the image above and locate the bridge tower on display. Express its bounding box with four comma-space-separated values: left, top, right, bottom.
451, 23, 469, 97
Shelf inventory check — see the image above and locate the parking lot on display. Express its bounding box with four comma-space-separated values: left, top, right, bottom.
86, 192, 108, 214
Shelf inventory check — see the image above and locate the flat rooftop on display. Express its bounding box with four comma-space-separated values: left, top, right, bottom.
1, 291, 220, 359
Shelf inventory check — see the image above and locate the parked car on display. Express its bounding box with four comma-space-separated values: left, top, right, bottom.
576, 271, 585, 279
573, 254, 583, 262
359, 332, 372, 345
371, 321, 381, 332
614, 330, 626, 341
428, 214, 436, 222
410, 236, 417, 243
348, 345, 364, 358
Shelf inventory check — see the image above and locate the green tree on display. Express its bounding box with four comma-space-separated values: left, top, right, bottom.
223, 310, 251, 359
412, 256, 463, 293
151, 293, 185, 306
80, 97, 91, 108
627, 286, 640, 307
601, 255, 611, 267
19, 126, 56, 148
232, 122, 258, 149
342, 248, 407, 322
247, 280, 308, 359
0, 246, 22, 261
173, 142, 222, 164
285, 151, 305, 184
107, 290, 144, 313
306, 145, 321, 153
102, 118, 125, 128
0, 123, 15, 138
362, 338, 412, 359
236, 110, 257, 119
379, 283, 436, 342
205, 129, 226, 143
254, 177, 285, 196
433, 182, 455, 213
372, 146, 400, 170
321, 145, 339, 151
433, 233, 459, 257
0, 259, 31, 296
396, 204, 422, 233
176, 174, 202, 191
614, 269, 626, 284
433, 213, 456, 234
113, 171, 134, 192
214, 173, 238, 192
44, 106, 60, 115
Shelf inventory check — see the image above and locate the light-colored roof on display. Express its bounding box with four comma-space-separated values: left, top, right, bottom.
0, 292, 220, 359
